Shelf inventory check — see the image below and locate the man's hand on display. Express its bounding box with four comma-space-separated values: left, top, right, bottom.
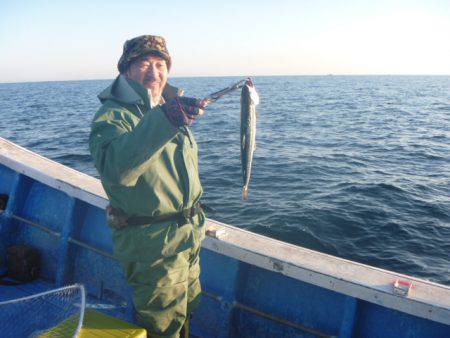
162, 97, 208, 127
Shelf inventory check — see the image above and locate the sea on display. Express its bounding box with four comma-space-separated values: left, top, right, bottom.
0, 75, 449, 285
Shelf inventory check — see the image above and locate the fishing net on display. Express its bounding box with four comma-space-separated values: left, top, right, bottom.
0, 284, 85, 338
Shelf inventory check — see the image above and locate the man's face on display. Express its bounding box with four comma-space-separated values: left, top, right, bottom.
126, 54, 168, 102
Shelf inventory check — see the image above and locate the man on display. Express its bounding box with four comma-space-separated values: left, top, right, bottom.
89, 35, 207, 337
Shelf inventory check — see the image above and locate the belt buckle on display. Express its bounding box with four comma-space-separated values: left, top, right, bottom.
176, 216, 188, 228
177, 207, 195, 227
177, 203, 202, 227
189, 206, 195, 218
106, 206, 129, 230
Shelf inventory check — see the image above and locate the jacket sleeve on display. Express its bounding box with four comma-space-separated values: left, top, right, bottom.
89, 104, 180, 187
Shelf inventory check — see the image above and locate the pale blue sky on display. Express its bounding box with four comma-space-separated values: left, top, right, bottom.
1, 0, 449, 82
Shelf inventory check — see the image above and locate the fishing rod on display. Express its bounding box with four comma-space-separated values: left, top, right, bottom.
203, 78, 250, 104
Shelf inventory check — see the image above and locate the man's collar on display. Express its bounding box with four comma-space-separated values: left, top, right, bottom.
116, 75, 150, 107
98, 75, 180, 108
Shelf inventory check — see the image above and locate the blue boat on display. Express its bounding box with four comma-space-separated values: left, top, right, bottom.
0, 136, 449, 337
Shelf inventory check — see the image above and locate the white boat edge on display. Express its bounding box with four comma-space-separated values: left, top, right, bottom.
0, 136, 449, 325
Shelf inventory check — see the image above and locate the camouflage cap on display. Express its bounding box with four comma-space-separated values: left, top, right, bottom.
117, 35, 172, 73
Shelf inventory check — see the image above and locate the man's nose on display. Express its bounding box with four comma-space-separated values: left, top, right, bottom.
146, 64, 158, 78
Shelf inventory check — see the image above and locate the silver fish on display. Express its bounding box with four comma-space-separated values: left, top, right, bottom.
240, 80, 259, 200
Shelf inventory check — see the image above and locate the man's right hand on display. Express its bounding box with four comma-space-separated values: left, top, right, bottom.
161, 97, 208, 127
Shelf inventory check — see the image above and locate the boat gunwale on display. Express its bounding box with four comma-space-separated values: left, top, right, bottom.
0, 136, 449, 325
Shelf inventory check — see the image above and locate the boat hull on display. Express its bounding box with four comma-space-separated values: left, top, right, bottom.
0, 137, 449, 337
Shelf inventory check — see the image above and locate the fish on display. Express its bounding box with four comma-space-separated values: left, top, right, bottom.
240, 79, 259, 200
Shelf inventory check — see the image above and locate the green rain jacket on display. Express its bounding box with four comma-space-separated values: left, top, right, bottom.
89, 75, 203, 223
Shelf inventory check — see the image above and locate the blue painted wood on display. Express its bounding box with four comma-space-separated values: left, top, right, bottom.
354, 300, 449, 337
55, 196, 76, 286
339, 297, 358, 338
15, 180, 75, 282
198, 249, 242, 337
0, 169, 20, 259
56, 199, 88, 285
0, 164, 17, 195
77, 204, 114, 254
0, 173, 34, 264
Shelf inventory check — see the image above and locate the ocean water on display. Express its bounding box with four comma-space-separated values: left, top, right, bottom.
0, 76, 449, 285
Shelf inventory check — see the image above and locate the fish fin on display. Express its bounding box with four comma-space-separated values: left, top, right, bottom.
242, 187, 249, 200
241, 134, 246, 149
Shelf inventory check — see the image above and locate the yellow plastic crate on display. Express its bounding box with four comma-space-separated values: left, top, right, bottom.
40, 309, 147, 337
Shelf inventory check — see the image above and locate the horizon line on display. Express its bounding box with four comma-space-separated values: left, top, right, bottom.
1, 73, 449, 85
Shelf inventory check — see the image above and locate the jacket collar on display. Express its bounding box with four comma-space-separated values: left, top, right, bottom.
98, 75, 181, 108
98, 75, 147, 106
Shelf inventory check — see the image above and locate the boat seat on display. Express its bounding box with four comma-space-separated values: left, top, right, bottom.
40, 309, 147, 338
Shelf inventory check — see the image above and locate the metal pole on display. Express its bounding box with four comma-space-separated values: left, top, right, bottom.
204, 78, 248, 104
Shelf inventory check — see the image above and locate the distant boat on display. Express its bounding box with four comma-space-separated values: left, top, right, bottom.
0, 136, 449, 337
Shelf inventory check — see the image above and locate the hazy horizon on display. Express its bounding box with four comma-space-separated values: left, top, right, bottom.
2, 73, 450, 85
1, 0, 449, 83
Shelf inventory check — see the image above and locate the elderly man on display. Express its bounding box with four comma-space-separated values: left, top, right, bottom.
89, 35, 206, 337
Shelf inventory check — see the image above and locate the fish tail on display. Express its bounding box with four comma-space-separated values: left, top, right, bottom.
242, 187, 249, 200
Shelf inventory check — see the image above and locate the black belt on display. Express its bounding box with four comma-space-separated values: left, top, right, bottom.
126, 203, 203, 227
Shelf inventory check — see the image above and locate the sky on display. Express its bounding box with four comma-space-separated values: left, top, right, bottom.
0, 0, 449, 82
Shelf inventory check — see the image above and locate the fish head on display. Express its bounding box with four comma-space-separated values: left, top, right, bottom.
244, 78, 260, 106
